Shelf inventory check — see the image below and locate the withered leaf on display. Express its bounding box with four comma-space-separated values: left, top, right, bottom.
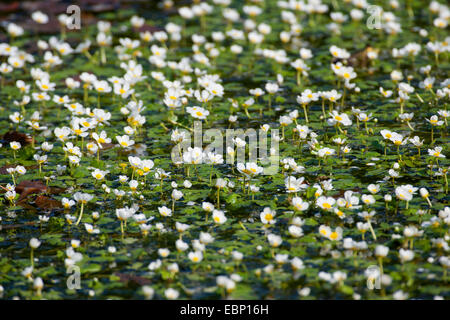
136, 23, 164, 33
16, 180, 48, 201
0, 2, 20, 13
100, 142, 115, 150
115, 273, 152, 286
21, 1, 68, 15
35, 195, 62, 209
20, 18, 62, 34
2, 131, 34, 146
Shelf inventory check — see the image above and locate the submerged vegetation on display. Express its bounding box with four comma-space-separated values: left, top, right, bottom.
0, 0, 449, 300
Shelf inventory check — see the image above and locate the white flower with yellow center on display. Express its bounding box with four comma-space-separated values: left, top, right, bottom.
116, 135, 135, 148
212, 209, 227, 224
316, 196, 336, 211
91, 169, 108, 180
260, 207, 276, 225
188, 251, 203, 263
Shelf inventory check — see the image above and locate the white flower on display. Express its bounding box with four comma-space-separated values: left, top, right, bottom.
171, 189, 183, 200
399, 249, 414, 263
202, 202, 214, 212
84, 223, 100, 234
158, 248, 170, 258
32, 11, 49, 24
289, 225, 304, 238
260, 207, 276, 225
237, 162, 263, 177
375, 245, 389, 258
10, 141, 21, 150
267, 233, 282, 247
33, 277, 44, 291
73, 192, 94, 204
212, 210, 227, 224
92, 169, 108, 180
116, 135, 135, 148
316, 196, 336, 211
176, 239, 189, 252
158, 206, 172, 217
142, 286, 154, 300
29, 238, 41, 249
285, 176, 308, 193
428, 147, 445, 158
165, 288, 179, 300
188, 251, 203, 263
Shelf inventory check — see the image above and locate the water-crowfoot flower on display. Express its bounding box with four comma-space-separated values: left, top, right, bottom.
316, 196, 336, 212
84, 223, 100, 234
328, 111, 352, 133
260, 207, 276, 225
73, 192, 94, 225
33, 277, 44, 297
358, 210, 377, 240
91, 168, 109, 181
0, 0, 448, 301
10, 141, 21, 159
292, 197, 309, 212
420, 187, 433, 207
375, 245, 389, 285
267, 234, 282, 250
395, 185, 414, 210
4, 190, 17, 205
399, 249, 415, 264
29, 238, 41, 267
158, 206, 172, 218
188, 251, 203, 263
296, 89, 318, 123
165, 288, 179, 300
116, 206, 137, 235
319, 225, 343, 241
214, 178, 227, 207
237, 162, 263, 180
171, 189, 183, 212
202, 201, 214, 222
212, 209, 227, 225
285, 176, 308, 194
116, 135, 135, 149
265, 82, 279, 109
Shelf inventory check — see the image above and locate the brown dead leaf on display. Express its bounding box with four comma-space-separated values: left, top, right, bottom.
15, 180, 48, 201
332, 46, 378, 69
35, 195, 62, 209
21, 1, 68, 15
0, 221, 37, 230
115, 273, 152, 286
3, 131, 34, 146
100, 142, 115, 150
20, 18, 61, 34
135, 23, 164, 34
0, 2, 20, 13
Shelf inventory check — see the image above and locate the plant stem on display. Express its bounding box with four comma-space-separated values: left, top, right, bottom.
75, 203, 84, 226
